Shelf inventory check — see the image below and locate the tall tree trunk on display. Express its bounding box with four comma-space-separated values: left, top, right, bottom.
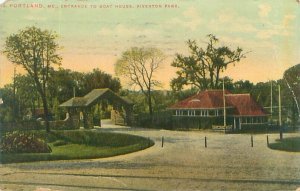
215, 67, 220, 88
41, 93, 50, 132
210, 72, 214, 89
147, 90, 153, 116
35, 79, 50, 132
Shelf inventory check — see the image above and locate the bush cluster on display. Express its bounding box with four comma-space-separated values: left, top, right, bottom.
136, 111, 173, 129
0, 131, 51, 153
53, 131, 148, 147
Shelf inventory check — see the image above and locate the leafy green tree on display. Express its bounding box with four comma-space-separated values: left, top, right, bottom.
82, 68, 121, 95
232, 80, 254, 94
48, 69, 83, 104
171, 34, 246, 90
4, 26, 61, 132
14, 74, 39, 120
48, 68, 121, 104
115, 47, 165, 116
0, 85, 14, 122
283, 64, 300, 118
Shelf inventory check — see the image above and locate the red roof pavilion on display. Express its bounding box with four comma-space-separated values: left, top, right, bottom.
168, 90, 267, 117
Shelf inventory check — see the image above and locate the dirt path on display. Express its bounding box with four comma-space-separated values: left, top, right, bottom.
1, 124, 300, 191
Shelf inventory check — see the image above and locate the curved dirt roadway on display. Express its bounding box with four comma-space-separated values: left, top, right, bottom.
1, 123, 300, 191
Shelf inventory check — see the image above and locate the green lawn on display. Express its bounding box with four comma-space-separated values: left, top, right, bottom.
268, 137, 300, 152
0, 130, 154, 163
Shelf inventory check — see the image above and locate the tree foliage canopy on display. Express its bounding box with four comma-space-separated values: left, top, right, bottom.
283, 63, 300, 117
171, 34, 246, 91
115, 47, 165, 115
4, 26, 61, 131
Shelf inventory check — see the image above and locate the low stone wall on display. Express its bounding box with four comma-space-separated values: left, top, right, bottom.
111, 110, 126, 125
0, 116, 79, 132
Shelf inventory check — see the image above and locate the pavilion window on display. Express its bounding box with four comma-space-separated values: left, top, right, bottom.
183, 110, 188, 116
196, 110, 200, 116
205, 110, 208, 116
219, 110, 223, 116
242, 117, 246, 123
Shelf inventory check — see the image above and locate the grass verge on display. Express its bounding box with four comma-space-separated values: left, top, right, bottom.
0, 130, 154, 163
268, 137, 300, 152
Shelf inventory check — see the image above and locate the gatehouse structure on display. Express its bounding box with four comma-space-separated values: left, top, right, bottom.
60, 88, 133, 129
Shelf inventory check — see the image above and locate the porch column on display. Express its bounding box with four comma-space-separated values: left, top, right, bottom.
98, 103, 102, 127
125, 105, 133, 126
83, 107, 94, 129
234, 117, 236, 130
66, 108, 75, 129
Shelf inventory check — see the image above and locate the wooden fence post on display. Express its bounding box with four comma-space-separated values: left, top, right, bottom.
251, 135, 253, 147
280, 130, 283, 140
267, 135, 269, 146
162, 136, 164, 148
205, 136, 207, 148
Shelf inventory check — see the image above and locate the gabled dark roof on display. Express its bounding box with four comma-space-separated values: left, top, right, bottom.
60, 88, 133, 108
168, 90, 267, 116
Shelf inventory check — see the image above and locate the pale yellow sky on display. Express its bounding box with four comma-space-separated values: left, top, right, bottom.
0, 0, 299, 89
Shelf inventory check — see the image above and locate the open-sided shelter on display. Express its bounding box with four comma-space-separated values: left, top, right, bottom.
60, 88, 133, 129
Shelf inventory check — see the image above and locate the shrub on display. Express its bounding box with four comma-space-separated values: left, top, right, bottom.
136, 111, 173, 129
48, 130, 150, 147
52, 140, 68, 147
0, 131, 51, 153
269, 137, 300, 152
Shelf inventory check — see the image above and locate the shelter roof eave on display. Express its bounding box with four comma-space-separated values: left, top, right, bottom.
59, 88, 133, 108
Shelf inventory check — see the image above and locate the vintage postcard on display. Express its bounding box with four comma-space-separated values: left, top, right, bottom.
0, 0, 299, 190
